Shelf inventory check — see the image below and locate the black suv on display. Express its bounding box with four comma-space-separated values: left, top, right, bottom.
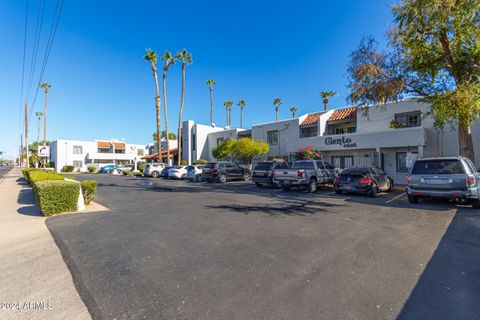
252, 161, 289, 187
202, 161, 251, 183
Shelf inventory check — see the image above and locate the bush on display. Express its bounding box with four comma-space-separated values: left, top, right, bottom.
138, 163, 147, 172
80, 180, 97, 205
29, 171, 64, 184
33, 180, 80, 216
180, 160, 188, 166
133, 171, 143, 177
121, 168, 132, 175
87, 166, 97, 173
62, 165, 74, 172
194, 159, 208, 165
46, 161, 55, 168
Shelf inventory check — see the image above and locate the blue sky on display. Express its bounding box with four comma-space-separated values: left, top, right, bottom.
0, 0, 393, 159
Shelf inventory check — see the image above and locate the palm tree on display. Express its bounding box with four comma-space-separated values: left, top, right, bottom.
273, 97, 283, 122
161, 50, 176, 164
175, 49, 192, 164
35, 112, 43, 148
39, 82, 51, 145
237, 100, 247, 128
319, 91, 336, 111
144, 49, 162, 161
223, 100, 233, 127
206, 78, 216, 127
290, 106, 298, 118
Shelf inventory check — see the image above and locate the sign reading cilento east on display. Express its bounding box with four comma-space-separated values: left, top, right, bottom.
324, 136, 357, 148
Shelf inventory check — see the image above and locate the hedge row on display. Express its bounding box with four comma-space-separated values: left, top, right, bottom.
81, 180, 97, 205
33, 180, 80, 216
29, 171, 65, 184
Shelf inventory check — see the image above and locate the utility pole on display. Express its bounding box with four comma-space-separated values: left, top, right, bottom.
25, 103, 29, 168
20, 134, 23, 168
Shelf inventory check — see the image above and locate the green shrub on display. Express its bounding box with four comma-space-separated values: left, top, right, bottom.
62, 165, 75, 172
194, 159, 208, 165
180, 160, 188, 166
29, 171, 64, 184
33, 180, 80, 216
138, 163, 147, 172
46, 161, 55, 168
87, 166, 97, 173
121, 168, 132, 175
80, 180, 97, 205
133, 171, 143, 177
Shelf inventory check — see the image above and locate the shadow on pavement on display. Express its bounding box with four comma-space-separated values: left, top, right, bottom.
16, 180, 43, 217
396, 208, 480, 319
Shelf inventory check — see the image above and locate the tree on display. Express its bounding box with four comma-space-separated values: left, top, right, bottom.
290, 106, 298, 118
223, 100, 233, 126
206, 78, 216, 127
152, 131, 176, 142
233, 138, 269, 171
161, 50, 176, 163
319, 91, 336, 111
35, 112, 43, 148
273, 97, 283, 122
39, 82, 51, 145
237, 100, 247, 128
211, 138, 236, 160
175, 49, 192, 164
144, 49, 162, 161
347, 0, 480, 161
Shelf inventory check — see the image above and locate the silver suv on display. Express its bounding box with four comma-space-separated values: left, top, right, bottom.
143, 163, 165, 178
405, 156, 480, 208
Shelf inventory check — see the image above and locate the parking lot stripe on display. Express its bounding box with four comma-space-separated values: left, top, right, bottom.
385, 192, 406, 204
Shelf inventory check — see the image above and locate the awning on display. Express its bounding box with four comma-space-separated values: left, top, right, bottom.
97, 141, 111, 148
300, 112, 326, 126
327, 107, 357, 122
141, 148, 178, 160
112, 142, 125, 150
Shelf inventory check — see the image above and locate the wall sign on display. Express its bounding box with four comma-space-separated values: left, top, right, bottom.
325, 136, 357, 148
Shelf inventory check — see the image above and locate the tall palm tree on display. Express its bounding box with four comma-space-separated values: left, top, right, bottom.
206, 78, 216, 127
237, 100, 247, 128
273, 97, 283, 122
223, 100, 233, 127
144, 49, 162, 161
35, 112, 43, 148
161, 50, 176, 164
290, 106, 298, 118
319, 91, 336, 111
175, 49, 192, 164
39, 82, 51, 146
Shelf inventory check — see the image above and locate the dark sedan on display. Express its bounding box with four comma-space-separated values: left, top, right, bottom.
252, 161, 289, 187
334, 167, 393, 197
161, 166, 173, 178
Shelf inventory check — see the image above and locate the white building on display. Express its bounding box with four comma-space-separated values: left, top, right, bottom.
50, 139, 149, 172
181, 100, 480, 184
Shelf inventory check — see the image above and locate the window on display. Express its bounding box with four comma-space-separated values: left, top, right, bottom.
115, 149, 125, 154
412, 159, 464, 174
394, 111, 421, 127
335, 127, 356, 134
267, 130, 278, 145
292, 161, 315, 169
396, 152, 418, 172
137, 149, 144, 156
217, 137, 224, 146
331, 156, 354, 169
192, 133, 196, 152
98, 147, 112, 153
73, 146, 83, 154
73, 160, 82, 168
316, 161, 325, 169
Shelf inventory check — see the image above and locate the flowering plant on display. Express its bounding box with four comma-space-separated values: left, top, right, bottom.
292, 145, 321, 160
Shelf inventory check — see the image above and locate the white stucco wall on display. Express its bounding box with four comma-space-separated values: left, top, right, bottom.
252, 118, 300, 160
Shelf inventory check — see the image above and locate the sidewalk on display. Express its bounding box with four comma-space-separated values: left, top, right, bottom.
0, 168, 91, 320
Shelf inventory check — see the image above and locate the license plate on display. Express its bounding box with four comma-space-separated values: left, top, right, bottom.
425, 178, 449, 185
344, 185, 352, 190
283, 180, 291, 184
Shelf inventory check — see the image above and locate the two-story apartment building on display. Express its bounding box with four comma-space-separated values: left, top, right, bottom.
50, 139, 149, 172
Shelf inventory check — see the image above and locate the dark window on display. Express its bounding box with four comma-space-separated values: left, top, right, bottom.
192, 133, 196, 151
292, 161, 315, 169
324, 162, 334, 169
412, 160, 464, 175
205, 163, 216, 169
97, 147, 112, 153
254, 163, 272, 171
316, 161, 325, 169
115, 149, 125, 154
396, 152, 418, 172
275, 162, 289, 169
331, 156, 354, 169
341, 168, 369, 176
394, 111, 421, 128
267, 131, 278, 145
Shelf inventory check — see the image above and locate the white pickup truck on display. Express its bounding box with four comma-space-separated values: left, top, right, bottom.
274, 160, 336, 193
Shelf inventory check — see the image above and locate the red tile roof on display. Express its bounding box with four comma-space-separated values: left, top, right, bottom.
112, 142, 125, 149
97, 141, 111, 148
328, 107, 357, 122
141, 149, 178, 160
300, 112, 326, 126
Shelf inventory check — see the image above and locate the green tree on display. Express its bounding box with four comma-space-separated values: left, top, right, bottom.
211, 138, 236, 160
290, 106, 298, 118
206, 78, 216, 127
161, 50, 176, 163
237, 100, 247, 128
39, 82, 51, 145
35, 112, 43, 148
175, 49, 192, 164
347, 0, 480, 160
152, 131, 176, 141
223, 100, 233, 127
144, 49, 162, 161
233, 138, 269, 170
319, 91, 336, 111
273, 97, 283, 122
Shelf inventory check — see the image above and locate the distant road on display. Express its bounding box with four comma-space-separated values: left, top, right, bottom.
0, 165, 13, 179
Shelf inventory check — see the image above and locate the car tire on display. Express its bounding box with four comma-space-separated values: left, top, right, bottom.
386, 178, 394, 192
307, 179, 317, 193
407, 194, 419, 204
152, 171, 159, 178
243, 172, 251, 181
218, 174, 227, 183
335, 189, 343, 195
282, 186, 291, 191
471, 199, 480, 209
255, 183, 262, 188
369, 184, 378, 197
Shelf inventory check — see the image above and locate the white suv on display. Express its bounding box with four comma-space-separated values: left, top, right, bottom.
143, 163, 165, 178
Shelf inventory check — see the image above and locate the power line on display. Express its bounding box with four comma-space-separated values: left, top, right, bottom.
18, 0, 29, 158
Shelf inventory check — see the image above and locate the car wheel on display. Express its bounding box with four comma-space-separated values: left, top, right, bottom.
255, 182, 262, 188
386, 178, 394, 192
152, 171, 159, 178
218, 174, 227, 183
307, 179, 317, 193
243, 172, 251, 181
369, 184, 378, 197
471, 199, 480, 209
407, 194, 418, 204
335, 189, 343, 195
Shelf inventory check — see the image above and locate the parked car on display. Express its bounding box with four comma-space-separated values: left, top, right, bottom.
405, 156, 480, 208
186, 165, 204, 182
143, 163, 166, 178
168, 165, 188, 179
99, 165, 117, 174
119, 164, 135, 171
202, 161, 251, 183
334, 167, 393, 197
274, 160, 336, 193
161, 166, 174, 178
252, 161, 289, 187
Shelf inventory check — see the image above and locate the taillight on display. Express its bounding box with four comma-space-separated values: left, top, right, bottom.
406, 175, 411, 185
467, 175, 475, 186
334, 175, 340, 183
359, 177, 372, 184
297, 170, 303, 179
271, 170, 275, 177
208, 168, 217, 172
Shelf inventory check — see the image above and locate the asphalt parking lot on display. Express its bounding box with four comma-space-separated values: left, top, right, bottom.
47, 174, 480, 320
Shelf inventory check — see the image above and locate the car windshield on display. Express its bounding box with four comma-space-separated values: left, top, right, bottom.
292, 161, 315, 169
340, 168, 369, 176
254, 163, 272, 171
412, 160, 464, 175
205, 163, 216, 169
